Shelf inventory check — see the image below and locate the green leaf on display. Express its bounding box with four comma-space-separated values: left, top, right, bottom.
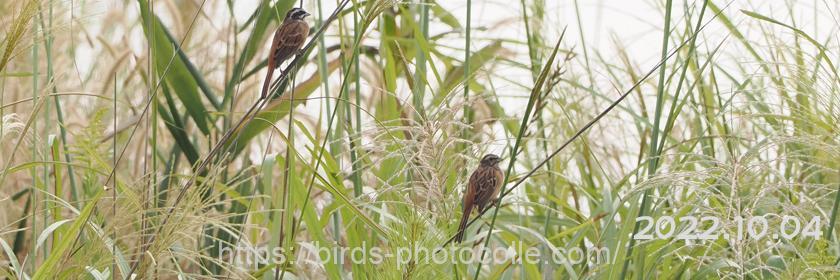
435, 40, 505, 105
158, 83, 199, 166
430, 0, 462, 29
740, 9, 837, 73
137, 0, 211, 135
159, 26, 221, 110
0, 71, 34, 77
32, 190, 104, 279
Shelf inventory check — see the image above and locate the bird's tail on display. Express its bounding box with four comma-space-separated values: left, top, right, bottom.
261, 68, 274, 99
454, 204, 472, 243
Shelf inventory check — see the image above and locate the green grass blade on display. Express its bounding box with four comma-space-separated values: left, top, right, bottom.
137, 0, 211, 135
32, 189, 104, 279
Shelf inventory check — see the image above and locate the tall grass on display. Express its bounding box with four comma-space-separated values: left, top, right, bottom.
1, 0, 839, 279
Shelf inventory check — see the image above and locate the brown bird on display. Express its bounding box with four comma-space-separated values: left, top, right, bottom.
455, 154, 504, 243
261, 7, 311, 99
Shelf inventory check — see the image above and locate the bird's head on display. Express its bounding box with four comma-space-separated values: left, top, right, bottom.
286, 8, 311, 20
480, 154, 502, 166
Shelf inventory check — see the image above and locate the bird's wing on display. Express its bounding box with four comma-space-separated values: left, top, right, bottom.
463, 170, 479, 212
473, 167, 500, 212
267, 27, 283, 66
279, 21, 309, 48
272, 21, 309, 66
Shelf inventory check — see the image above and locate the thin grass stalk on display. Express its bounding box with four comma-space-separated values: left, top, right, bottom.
146, 14, 160, 277
413, 0, 428, 120
112, 74, 119, 278
658, 0, 709, 157
459, 0, 472, 176
36, 3, 51, 264
536, 103, 554, 273
35, 1, 79, 202
317, 0, 342, 244
520, 0, 539, 77
28, 13, 40, 273
331, 2, 353, 259
463, 0, 471, 108
315, 0, 335, 158
47, 136, 62, 246
333, 0, 352, 165
620, 0, 673, 277
349, 2, 363, 197
1, 72, 3, 173
222, 1, 235, 134
572, 0, 593, 85
518, 0, 545, 276
518, 0, 556, 274
828, 169, 840, 240
274, 74, 297, 280
219, 0, 243, 193
144, 2, 157, 276
353, 7, 363, 195
145, 4, 162, 278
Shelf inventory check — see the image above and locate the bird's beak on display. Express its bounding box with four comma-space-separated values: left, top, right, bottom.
304, 11, 311, 18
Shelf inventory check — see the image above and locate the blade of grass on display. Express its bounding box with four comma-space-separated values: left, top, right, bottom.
621, 0, 674, 277
435, 41, 505, 106
412, 0, 429, 120
31, 189, 104, 279
138, 0, 212, 135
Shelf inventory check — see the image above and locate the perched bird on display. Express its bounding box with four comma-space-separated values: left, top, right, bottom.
455, 154, 504, 243
261, 7, 311, 99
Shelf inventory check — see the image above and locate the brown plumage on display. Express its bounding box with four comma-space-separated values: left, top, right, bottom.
455, 154, 504, 243
261, 8, 310, 99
